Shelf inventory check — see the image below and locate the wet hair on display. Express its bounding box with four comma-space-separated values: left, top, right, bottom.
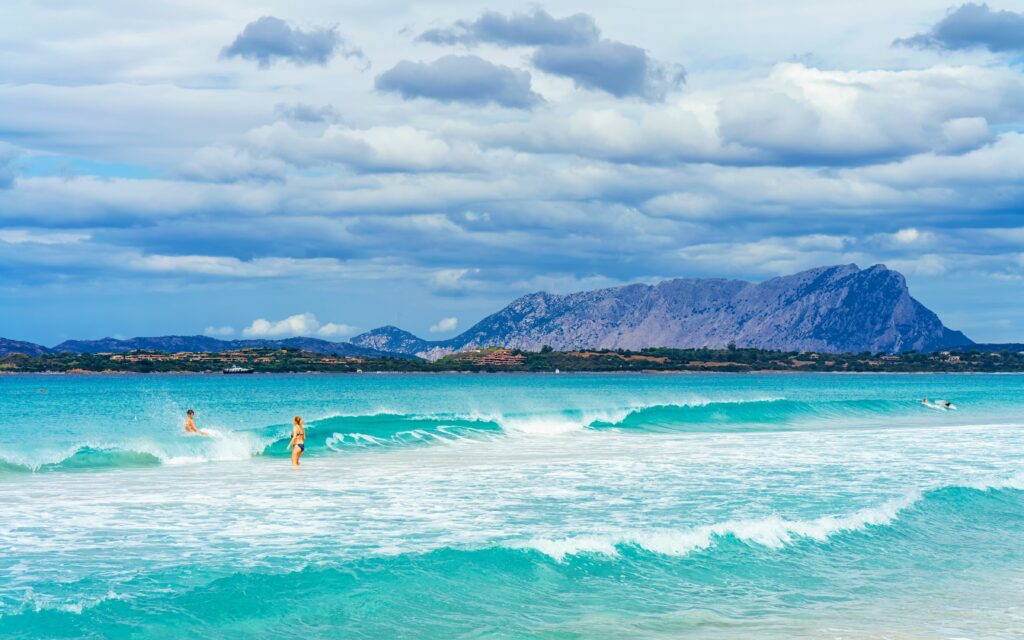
187, 409, 194, 415
294, 416, 303, 426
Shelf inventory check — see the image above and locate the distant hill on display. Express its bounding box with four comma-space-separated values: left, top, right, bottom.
346, 326, 435, 356
351, 264, 973, 360
50, 335, 405, 358
0, 338, 51, 357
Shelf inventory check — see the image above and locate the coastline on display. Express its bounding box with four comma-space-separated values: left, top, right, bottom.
4, 369, 1024, 377
7, 345, 1020, 375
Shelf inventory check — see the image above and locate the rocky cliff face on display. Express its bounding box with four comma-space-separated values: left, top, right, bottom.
351, 264, 972, 359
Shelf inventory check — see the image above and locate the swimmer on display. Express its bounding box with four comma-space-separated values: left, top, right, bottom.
184, 409, 209, 436
287, 416, 306, 466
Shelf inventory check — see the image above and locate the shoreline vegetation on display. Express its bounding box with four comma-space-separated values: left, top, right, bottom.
3, 345, 1024, 374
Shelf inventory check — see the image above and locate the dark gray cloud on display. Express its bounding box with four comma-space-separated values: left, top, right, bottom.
533, 41, 686, 100
418, 9, 684, 101
222, 16, 361, 67
375, 55, 542, 108
895, 3, 1024, 52
419, 9, 599, 46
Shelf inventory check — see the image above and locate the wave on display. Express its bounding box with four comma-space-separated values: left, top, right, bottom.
256, 396, 930, 455
4, 479, 1021, 637
515, 473, 1024, 561
518, 493, 920, 561
592, 397, 901, 431
0, 431, 265, 474
1, 396, 971, 472
0, 446, 162, 474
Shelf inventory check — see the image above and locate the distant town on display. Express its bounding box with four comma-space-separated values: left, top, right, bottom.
3, 345, 1024, 374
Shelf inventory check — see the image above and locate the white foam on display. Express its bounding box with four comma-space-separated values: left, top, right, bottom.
25, 589, 126, 616
962, 470, 1024, 491
449, 396, 787, 435
519, 491, 923, 561
523, 535, 621, 560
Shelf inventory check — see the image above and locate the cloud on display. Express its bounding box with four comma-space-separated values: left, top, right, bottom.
317, 322, 358, 338
478, 64, 1020, 166
429, 268, 482, 293
675, 235, 857, 277
418, 9, 599, 46
887, 254, 949, 277
895, 3, 1024, 52
203, 325, 234, 337
375, 55, 542, 108
178, 146, 288, 183
532, 40, 685, 100
274, 103, 340, 123
129, 255, 356, 278
429, 316, 458, 333
244, 121, 485, 173
713, 64, 1011, 164
0, 142, 21, 188
221, 16, 361, 68
241, 312, 355, 338
242, 313, 320, 338
0, 229, 89, 245
893, 228, 925, 244
417, 9, 684, 101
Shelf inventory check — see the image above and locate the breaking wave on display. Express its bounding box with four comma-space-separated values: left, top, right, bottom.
3, 478, 1021, 638
1, 395, 964, 473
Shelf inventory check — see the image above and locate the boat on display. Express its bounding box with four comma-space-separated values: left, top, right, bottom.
222, 365, 254, 375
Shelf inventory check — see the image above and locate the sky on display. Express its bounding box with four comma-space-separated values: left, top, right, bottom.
2, 1, 1024, 345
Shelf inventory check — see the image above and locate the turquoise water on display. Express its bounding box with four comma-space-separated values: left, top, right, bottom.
0, 373, 1021, 638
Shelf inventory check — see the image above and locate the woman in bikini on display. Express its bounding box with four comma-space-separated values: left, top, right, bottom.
287, 416, 306, 466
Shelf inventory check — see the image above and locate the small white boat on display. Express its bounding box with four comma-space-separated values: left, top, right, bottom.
222, 365, 254, 375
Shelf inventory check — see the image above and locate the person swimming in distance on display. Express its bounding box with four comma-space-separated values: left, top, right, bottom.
184, 409, 208, 436
287, 416, 306, 466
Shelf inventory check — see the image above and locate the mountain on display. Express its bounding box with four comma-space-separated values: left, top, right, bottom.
1, 264, 978, 362
51, 335, 405, 358
351, 264, 973, 359
53, 335, 230, 354
345, 326, 435, 355
0, 338, 52, 357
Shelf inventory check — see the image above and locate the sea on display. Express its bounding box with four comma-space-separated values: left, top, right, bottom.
0, 372, 1021, 639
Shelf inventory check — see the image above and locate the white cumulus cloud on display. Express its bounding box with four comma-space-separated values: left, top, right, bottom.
317, 322, 358, 338
429, 317, 458, 333
241, 313, 356, 339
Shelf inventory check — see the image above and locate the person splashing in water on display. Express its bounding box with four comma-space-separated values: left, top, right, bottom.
184, 409, 208, 436
287, 416, 306, 466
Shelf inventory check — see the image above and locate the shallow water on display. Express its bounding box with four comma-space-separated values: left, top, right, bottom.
0, 373, 1021, 638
